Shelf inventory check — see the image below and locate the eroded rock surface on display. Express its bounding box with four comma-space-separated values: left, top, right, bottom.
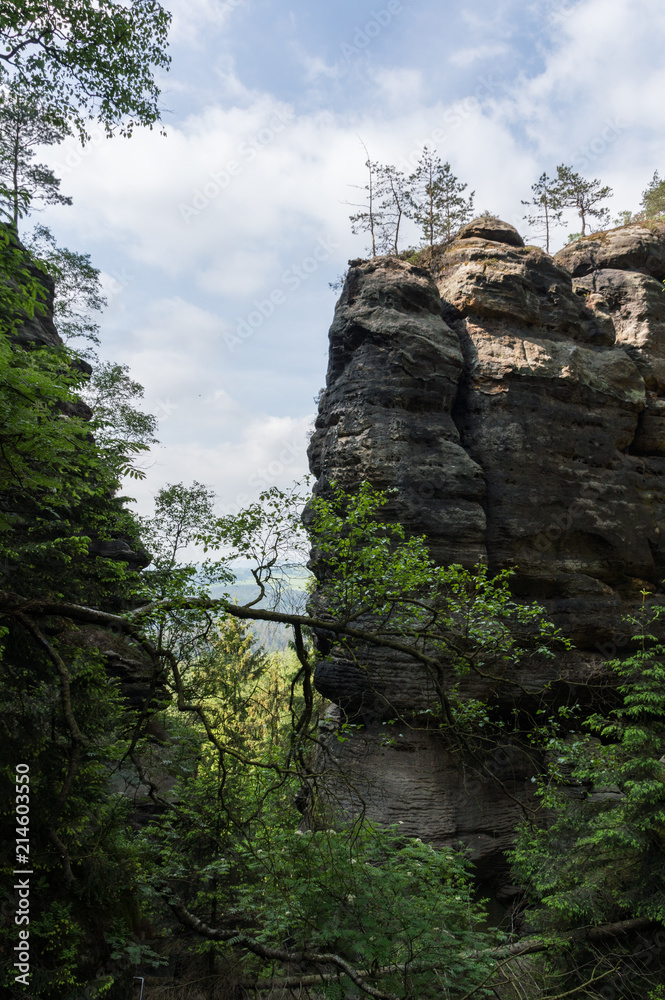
554, 221, 665, 279
308, 219, 665, 878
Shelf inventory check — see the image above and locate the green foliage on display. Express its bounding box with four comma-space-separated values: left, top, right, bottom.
510, 600, 665, 994
0, 650, 154, 998
139, 481, 234, 603
83, 361, 158, 471
554, 163, 613, 238
376, 162, 410, 255
347, 147, 383, 257
0, 325, 145, 599
235, 824, 497, 999
0, 1, 172, 140
141, 614, 498, 999
614, 209, 638, 227
0, 81, 72, 228
349, 158, 411, 257
642, 170, 665, 219
522, 171, 563, 253
347, 145, 474, 256
0, 220, 48, 334
408, 147, 474, 249
23, 223, 159, 468
307, 480, 563, 674
26, 224, 105, 349
140, 633, 310, 956
0, 7, 175, 991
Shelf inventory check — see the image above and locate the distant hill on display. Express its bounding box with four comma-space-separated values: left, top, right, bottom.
207, 565, 312, 652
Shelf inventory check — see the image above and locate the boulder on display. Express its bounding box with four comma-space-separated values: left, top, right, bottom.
458, 216, 525, 247
554, 221, 665, 280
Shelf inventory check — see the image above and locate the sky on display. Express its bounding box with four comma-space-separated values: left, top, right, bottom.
31, 0, 665, 522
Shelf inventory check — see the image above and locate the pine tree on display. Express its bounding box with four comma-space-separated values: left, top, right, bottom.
435, 160, 475, 242
347, 144, 383, 257
641, 170, 665, 219
408, 148, 474, 250
522, 171, 563, 253
554, 164, 613, 237
0, 83, 72, 229
376, 164, 409, 255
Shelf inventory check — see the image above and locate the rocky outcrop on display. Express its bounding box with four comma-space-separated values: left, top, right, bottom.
554, 221, 665, 279
307, 219, 665, 885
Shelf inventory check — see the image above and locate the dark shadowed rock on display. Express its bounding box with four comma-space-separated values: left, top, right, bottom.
458, 216, 525, 247
309, 255, 487, 569
315, 708, 538, 880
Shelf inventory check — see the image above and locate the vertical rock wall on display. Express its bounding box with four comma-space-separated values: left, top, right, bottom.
307, 220, 665, 884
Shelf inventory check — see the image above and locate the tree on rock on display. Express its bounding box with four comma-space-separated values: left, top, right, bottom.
347, 144, 383, 257
348, 150, 411, 257
641, 170, 665, 219
0, 82, 72, 229
522, 171, 563, 253
554, 164, 613, 237
376, 163, 410, 255
408, 147, 475, 249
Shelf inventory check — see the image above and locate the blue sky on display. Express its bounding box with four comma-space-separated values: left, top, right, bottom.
31, 0, 665, 519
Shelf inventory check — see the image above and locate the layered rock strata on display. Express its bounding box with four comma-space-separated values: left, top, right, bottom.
307, 220, 665, 880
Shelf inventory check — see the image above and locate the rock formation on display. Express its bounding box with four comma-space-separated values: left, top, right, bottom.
307, 219, 665, 889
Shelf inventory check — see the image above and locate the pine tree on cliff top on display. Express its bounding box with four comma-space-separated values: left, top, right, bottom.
522, 171, 563, 253
554, 164, 613, 237
641, 170, 665, 218
408, 148, 475, 250
0, 82, 72, 229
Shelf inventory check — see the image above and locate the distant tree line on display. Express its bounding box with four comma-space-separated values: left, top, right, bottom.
348, 145, 665, 257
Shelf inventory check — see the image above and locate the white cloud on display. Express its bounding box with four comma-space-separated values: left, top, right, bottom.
503, 0, 665, 161
128, 411, 313, 519
449, 43, 509, 67
47, 94, 354, 295
112, 297, 231, 423
166, 0, 243, 49
369, 68, 425, 109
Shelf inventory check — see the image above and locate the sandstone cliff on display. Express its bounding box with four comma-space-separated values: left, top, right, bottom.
307, 218, 665, 889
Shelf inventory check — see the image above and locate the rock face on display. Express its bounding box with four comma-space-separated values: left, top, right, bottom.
307, 220, 665, 887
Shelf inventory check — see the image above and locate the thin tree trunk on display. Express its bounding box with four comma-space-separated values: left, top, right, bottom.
12, 120, 19, 229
